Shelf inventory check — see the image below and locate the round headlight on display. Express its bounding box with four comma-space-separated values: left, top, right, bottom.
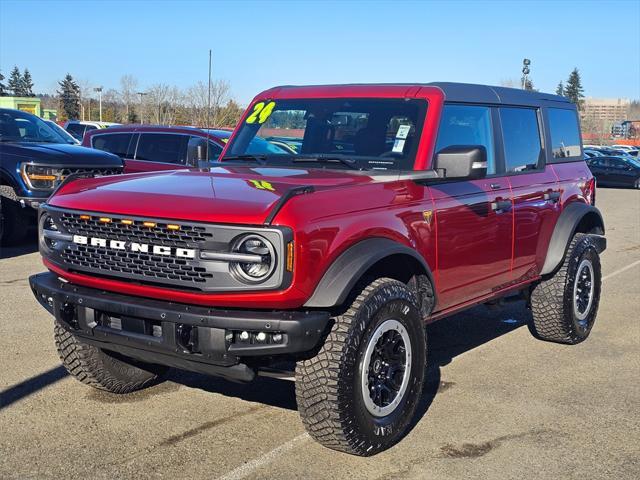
39, 213, 59, 251
230, 234, 276, 283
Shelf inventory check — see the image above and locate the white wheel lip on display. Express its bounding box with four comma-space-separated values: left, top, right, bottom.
573, 258, 595, 322
360, 319, 412, 418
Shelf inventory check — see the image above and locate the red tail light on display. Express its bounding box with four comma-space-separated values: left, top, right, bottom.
586, 177, 596, 206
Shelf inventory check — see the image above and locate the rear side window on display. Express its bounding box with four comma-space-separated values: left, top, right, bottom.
435, 105, 495, 174
92, 133, 133, 157
548, 108, 581, 160
500, 108, 542, 173
135, 134, 189, 164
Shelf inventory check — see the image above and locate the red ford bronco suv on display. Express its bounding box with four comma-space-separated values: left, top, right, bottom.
30, 83, 606, 456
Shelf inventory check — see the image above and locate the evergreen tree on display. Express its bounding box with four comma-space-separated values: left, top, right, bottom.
0, 71, 6, 96
21, 69, 35, 97
57, 74, 81, 119
8, 66, 24, 96
564, 68, 584, 110
555, 81, 564, 96
127, 106, 139, 123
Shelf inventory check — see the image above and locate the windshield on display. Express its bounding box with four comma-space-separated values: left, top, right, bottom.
46, 120, 78, 144
0, 109, 68, 144
225, 98, 427, 171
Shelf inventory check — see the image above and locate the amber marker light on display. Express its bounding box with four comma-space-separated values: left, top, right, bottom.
121, 219, 134, 225
286, 242, 294, 272
79, 215, 90, 220
167, 224, 181, 231
143, 221, 156, 228
98, 217, 112, 223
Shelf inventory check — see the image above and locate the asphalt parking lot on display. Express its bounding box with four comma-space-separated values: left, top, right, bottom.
1, 188, 638, 480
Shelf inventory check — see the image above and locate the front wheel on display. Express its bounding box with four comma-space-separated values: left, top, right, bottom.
529, 233, 602, 344
295, 278, 427, 456
55, 322, 168, 393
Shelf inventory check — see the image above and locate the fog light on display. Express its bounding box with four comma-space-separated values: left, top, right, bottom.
256, 332, 267, 343
239, 331, 250, 341
225, 331, 234, 342
272, 333, 283, 343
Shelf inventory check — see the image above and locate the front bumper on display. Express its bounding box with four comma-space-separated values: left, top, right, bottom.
30, 272, 330, 382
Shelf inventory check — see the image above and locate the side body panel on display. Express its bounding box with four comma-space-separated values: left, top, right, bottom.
428, 178, 513, 310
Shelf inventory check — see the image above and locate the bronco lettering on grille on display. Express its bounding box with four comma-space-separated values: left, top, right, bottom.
71, 235, 196, 259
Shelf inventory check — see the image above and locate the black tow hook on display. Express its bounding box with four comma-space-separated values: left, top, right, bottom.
176, 324, 199, 353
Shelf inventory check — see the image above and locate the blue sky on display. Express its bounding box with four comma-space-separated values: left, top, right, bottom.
1, 0, 638, 104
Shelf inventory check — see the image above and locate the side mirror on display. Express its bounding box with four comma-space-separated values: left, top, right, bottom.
434, 145, 487, 180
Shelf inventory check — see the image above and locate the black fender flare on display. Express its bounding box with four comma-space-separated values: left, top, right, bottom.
303, 237, 435, 308
541, 202, 605, 275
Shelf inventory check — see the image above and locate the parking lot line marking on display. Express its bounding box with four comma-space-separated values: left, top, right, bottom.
602, 260, 640, 282
216, 433, 309, 480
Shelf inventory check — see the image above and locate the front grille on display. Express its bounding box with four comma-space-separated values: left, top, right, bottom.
57, 212, 214, 287
60, 244, 212, 286
61, 167, 122, 178
43, 207, 290, 293
59, 213, 213, 247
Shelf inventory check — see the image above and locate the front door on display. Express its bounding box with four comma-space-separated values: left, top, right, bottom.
429, 104, 513, 310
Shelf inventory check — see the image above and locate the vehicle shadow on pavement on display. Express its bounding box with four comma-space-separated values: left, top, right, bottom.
0, 234, 38, 259
407, 302, 531, 434
0, 365, 68, 410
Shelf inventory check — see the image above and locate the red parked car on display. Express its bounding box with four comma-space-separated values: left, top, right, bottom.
82, 125, 232, 173
31, 83, 606, 456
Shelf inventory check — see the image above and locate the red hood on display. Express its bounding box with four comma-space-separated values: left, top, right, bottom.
48, 166, 376, 224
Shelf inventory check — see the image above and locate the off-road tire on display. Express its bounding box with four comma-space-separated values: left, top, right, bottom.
55, 322, 168, 393
0, 186, 30, 246
529, 233, 602, 344
296, 278, 427, 456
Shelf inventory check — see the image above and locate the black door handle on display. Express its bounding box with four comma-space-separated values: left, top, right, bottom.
490, 183, 502, 190
491, 199, 511, 212
544, 190, 561, 202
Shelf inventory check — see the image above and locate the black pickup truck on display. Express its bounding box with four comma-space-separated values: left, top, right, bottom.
0, 108, 123, 245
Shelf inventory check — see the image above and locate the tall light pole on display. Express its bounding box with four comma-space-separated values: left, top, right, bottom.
521, 58, 531, 90
137, 91, 147, 124
94, 86, 103, 121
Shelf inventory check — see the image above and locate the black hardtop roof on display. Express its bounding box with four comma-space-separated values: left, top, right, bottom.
272, 82, 572, 107
428, 82, 571, 106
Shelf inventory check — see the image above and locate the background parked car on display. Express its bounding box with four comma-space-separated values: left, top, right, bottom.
64, 120, 120, 142
586, 155, 640, 188
45, 120, 80, 145
83, 125, 232, 173
0, 108, 123, 245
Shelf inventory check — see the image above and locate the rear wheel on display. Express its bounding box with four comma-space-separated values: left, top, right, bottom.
0, 186, 31, 246
529, 233, 602, 344
55, 322, 168, 393
296, 278, 427, 456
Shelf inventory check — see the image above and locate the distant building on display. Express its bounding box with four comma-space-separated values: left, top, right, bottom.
0, 95, 41, 116
582, 97, 630, 124
619, 120, 640, 139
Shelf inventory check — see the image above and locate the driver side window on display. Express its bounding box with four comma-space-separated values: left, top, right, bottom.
435, 105, 495, 174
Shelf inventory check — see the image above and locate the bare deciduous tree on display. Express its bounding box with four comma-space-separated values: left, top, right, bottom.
185, 79, 232, 127
120, 74, 138, 121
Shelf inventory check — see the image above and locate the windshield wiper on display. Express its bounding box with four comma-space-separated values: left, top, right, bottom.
222, 154, 268, 165
292, 155, 360, 170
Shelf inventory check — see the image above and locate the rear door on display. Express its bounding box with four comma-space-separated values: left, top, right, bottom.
499, 107, 560, 280
429, 104, 513, 309
126, 133, 191, 173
